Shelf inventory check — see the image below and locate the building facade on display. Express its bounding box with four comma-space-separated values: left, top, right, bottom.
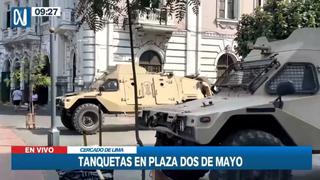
0, 0, 265, 103
94, 0, 265, 82
0, 0, 85, 102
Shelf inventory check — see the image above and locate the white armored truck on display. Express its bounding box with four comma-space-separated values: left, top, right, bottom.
140, 28, 320, 180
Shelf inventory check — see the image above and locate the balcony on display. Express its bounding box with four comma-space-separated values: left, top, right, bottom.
1, 28, 40, 44
12, 28, 18, 36
56, 8, 77, 33
2, 29, 8, 38
133, 8, 176, 32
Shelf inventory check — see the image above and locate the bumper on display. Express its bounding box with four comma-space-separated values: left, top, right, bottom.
56, 98, 64, 111
140, 110, 196, 142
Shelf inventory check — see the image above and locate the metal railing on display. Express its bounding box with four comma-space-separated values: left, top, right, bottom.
2, 29, 9, 38
1, 27, 31, 40
12, 28, 17, 36
134, 7, 174, 26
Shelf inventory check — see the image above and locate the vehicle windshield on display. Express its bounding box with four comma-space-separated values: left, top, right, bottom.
89, 72, 109, 90
214, 57, 279, 92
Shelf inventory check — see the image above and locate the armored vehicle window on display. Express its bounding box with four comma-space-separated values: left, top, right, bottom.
102, 79, 119, 91
89, 72, 109, 90
214, 58, 279, 93
266, 63, 319, 94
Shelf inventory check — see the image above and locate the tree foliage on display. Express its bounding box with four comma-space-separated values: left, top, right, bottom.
235, 0, 320, 57
8, 55, 50, 90
75, 0, 200, 32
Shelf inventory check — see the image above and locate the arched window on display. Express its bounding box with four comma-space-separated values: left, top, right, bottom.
13, 58, 20, 70
217, 53, 235, 79
2, 59, 11, 72
37, 55, 49, 105
1, 59, 11, 102
139, 50, 162, 73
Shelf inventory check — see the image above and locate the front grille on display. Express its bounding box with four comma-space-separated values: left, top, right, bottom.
179, 127, 195, 138
56, 99, 64, 107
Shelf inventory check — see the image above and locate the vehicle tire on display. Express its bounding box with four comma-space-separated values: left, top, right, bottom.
209, 130, 292, 180
72, 103, 101, 135
60, 109, 75, 130
155, 133, 208, 180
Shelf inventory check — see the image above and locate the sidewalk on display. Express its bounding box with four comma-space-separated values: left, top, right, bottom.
0, 102, 50, 116
0, 116, 56, 180
0, 127, 25, 153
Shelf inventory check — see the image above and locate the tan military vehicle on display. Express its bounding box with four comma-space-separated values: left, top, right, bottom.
140, 28, 320, 180
57, 64, 211, 134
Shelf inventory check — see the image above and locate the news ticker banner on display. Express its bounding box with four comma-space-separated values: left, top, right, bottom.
11, 146, 312, 170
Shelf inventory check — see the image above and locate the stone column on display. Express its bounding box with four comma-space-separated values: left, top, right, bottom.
186, 3, 198, 75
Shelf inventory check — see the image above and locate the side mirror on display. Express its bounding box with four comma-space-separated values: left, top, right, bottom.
98, 86, 104, 95
273, 81, 295, 109
276, 81, 295, 96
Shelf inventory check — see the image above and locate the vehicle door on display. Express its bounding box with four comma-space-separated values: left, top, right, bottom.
98, 79, 123, 111
123, 77, 136, 105
137, 75, 156, 106
153, 75, 179, 104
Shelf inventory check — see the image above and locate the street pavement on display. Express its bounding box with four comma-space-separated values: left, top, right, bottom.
0, 103, 156, 180
0, 102, 319, 180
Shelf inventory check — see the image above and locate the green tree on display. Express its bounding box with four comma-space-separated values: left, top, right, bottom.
11, 55, 50, 90
9, 55, 50, 114
235, 0, 320, 57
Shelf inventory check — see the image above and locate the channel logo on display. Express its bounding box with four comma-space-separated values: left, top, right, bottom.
10, 7, 31, 28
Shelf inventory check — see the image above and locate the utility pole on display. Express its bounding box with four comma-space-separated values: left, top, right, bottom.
125, 0, 145, 179
48, 14, 60, 146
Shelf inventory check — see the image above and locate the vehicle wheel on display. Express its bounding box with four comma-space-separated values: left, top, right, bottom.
60, 109, 74, 130
72, 103, 101, 135
209, 130, 292, 180
155, 133, 208, 180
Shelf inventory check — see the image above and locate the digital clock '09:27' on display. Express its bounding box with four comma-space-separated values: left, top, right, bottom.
31, 7, 61, 17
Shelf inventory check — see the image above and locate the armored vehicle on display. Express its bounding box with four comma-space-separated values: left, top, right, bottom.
140, 28, 320, 180
57, 64, 211, 134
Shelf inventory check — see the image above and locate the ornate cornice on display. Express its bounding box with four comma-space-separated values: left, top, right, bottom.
202, 31, 236, 39
172, 31, 186, 37
216, 18, 239, 30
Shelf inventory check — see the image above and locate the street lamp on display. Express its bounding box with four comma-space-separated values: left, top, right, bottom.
48, 15, 60, 146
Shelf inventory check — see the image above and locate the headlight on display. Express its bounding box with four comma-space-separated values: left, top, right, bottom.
179, 119, 185, 132
176, 116, 187, 132
56, 97, 65, 107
